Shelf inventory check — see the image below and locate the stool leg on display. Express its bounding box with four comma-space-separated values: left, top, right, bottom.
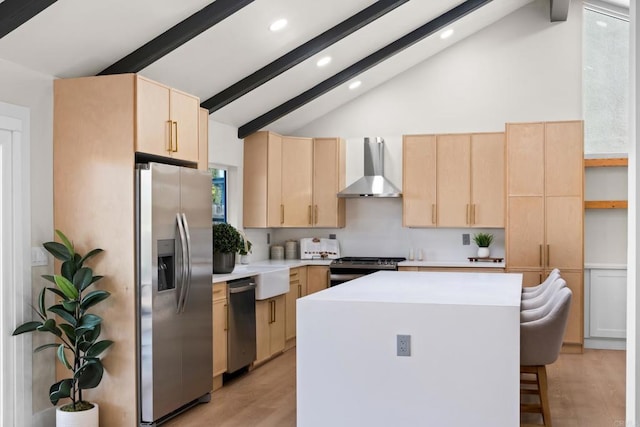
537, 365, 552, 427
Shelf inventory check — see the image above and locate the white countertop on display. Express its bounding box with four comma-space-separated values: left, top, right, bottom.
212, 259, 332, 283
399, 260, 506, 268
303, 270, 522, 307
584, 263, 627, 269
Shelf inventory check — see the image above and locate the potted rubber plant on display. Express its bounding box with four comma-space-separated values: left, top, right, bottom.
213, 223, 246, 273
473, 232, 494, 258
13, 230, 112, 427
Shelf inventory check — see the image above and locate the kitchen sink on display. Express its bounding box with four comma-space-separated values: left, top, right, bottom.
233, 265, 290, 300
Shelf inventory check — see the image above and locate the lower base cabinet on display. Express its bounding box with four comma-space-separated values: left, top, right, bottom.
255, 294, 286, 365
285, 267, 307, 342
212, 282, 228, 390
307, 266, 329, 294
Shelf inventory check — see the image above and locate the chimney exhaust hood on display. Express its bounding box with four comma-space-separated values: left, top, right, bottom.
337, 137, 402, 198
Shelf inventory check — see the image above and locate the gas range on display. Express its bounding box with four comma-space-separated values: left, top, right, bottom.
329, 257, 406, 286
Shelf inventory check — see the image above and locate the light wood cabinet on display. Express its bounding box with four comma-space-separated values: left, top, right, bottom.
255, 294, 286, 365
403, 135, 437, 227
403, 132, 504, 228
506, 120, 584, 351
313, 138, 346, 227
198, 108, 209, 171
285, 267, 307, 342
212, 282, 227, 390
243, 132, 346, 228
281, 136, 313, 227
53, 74, 206, 427
136, 76, 200, 163
307, 266, 329, 294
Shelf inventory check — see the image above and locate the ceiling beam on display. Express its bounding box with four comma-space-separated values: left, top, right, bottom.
201, 0, 410, 113
238, 0, 493, 139
550, 0, 571, 22
0, 0, 57, 39
98, 0, 254, 75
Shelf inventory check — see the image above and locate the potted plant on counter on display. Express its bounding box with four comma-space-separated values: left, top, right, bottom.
213, 223, 251, 273
13, 230, 113, 427
473, 232, 494, 258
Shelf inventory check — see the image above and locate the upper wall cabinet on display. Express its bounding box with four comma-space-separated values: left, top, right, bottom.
243, 132, 345, 228
136, 76, 200, 163
403, 132, 504, 228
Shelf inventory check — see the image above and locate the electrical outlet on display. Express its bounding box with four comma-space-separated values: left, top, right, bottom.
462, 233, 470, 245
397, 334, 411, 357
329, 234, 336, 239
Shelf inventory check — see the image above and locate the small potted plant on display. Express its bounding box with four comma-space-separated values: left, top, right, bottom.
13, 230, 113, 427
238, 233, 252, 264
213, 223, 251, 273
473, 232, 494, 258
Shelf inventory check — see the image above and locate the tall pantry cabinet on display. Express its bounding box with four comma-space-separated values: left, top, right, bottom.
53, 74, 207, 426
505, 120, 584, 352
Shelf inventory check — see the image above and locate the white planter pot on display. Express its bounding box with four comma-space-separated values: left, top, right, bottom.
56, 403, 99, 427
477, 247, 491, 258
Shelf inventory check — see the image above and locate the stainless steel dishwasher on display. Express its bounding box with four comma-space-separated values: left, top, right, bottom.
226, 277, 257, 373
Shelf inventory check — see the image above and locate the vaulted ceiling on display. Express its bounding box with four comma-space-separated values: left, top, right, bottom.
0, 0, 619, 137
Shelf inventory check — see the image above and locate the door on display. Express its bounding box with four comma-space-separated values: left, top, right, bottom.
403, 135, 437, 227
558, 270, 583, 347
179, 167, 213, 402
137, 77, 171, 158
281, 137, 313, 226
437, 134, 471, 227
471, 133, 504, 227
139, 163, 183, 422
313, 138, 343, 227
506, 196, 544, 269
545, 121, 583, 197
506, 122, 544, 196
545, 196, 583, 270
170, 90, 200, 163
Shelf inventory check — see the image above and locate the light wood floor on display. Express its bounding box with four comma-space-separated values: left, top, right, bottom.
164, 347, 625, 427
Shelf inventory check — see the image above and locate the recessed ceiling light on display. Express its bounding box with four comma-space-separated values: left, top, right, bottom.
440, 28, 454, 39
269, 18, 288, 32
348, 80, 362, 90
316, 56, 332, 67
596, 20, 608, 28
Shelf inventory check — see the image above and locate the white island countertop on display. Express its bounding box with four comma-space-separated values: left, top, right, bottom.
398, 259, 506, 268
297, 271, 522, 427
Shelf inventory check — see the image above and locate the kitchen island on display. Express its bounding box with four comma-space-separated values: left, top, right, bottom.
297, 271, 522, 427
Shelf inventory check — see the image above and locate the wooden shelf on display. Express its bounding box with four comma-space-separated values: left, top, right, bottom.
584, 200, 628, 209
584, 158, 628, 167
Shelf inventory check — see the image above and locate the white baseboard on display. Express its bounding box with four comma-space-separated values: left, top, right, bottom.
584, 338, 627, 350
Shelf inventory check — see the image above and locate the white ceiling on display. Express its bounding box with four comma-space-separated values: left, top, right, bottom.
0, 0, 596, 135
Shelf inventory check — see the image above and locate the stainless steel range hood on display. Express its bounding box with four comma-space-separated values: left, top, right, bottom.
337, 137, 402, 198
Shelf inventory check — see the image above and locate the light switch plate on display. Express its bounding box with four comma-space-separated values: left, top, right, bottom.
462, 234, 470, 246
31, 247, 48, 266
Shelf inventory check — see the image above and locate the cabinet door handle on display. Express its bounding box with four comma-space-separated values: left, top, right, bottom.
224, 303, 228, 331
431, 204, 436, 225
167, 120, 173, 152
280, 205, 284, 225
314, 205, 318, 225
272, 300, 276, 323
539, 244, 543, 267
472, 204, 476, 225
326, 269, 331, 289
308, 205, 312, 225
546, 245, 550, 267
539, 273, 543, 284
466, 204, 470, 225
172, 121, 179, 152
297, 284, 301, 298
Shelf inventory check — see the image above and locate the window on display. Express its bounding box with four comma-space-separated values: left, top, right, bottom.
211, 168, 227, 224
583, 6, 630, 155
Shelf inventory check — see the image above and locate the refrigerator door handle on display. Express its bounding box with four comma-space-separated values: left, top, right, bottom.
181, 213, 193, 313
176, 213, 189, 314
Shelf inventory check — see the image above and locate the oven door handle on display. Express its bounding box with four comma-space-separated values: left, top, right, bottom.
329, 273, 364, 281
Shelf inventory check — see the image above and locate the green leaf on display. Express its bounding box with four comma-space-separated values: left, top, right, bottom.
75, 314, 102, 334
86, 340, 113, 358
80, 248, 103, 266
80, 290, 110, 311
87, 275, 104, 288
46, 287, 67, 300
34, 343, 60, 353
57, 344, 72, 370
73, 268, 93, 292
59, 323, 76, 342
49, 378, 72, 405
77, 340, 93, 352
37, 319, 62, 337
38, 288, 47, 319
43, 242, 72, 262
12, 321, 43, 335
76, 359, 104, 389
82, 324, 101, 344
54, 275, 79, 300
62, 300, 77, 312
61, 260, 77, 282
48, 305, 77, 327
55, 230, 75, 256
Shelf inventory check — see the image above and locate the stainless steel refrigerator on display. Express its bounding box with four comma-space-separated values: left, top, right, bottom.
136, 162, 213, 426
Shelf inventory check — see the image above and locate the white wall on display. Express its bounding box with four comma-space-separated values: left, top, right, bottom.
0, 58, 55, 423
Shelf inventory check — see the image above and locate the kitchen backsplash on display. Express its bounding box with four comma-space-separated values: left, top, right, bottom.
243, 198, 505, 261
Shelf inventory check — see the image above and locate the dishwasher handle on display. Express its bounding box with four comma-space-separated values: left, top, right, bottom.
228, 282, 256, 294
